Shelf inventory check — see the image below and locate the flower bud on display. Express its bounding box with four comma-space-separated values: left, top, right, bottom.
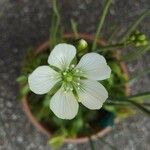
138, 34, 146, 41
135, 42, 141, 47
129, 35, 135, 41
77, 39, 88, 51
141, 40, 148, 46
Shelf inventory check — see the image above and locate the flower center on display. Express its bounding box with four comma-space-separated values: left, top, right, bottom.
61, 65, 82, 93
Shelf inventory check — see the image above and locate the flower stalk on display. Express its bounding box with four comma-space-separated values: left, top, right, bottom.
92, 0, 112, 51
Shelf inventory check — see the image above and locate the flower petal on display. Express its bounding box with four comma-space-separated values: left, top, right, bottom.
48, 43, 76, 70
78, 80, 108, 110
76, 53, 111, 80
50, 87, 79, 119
28, 66, 60, 94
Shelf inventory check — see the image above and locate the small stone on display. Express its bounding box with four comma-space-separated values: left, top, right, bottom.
6, 101, 12, 108
12, 114, 17, 120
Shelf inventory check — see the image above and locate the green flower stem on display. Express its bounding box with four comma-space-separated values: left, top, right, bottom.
92, 0, 112, 51
96, 43, 126, 52
71, 19, 79, 39
106, 94, 150, 116
106, 100, 150, 107
86, 124, 117, 150
49, 0, 61, 48
88, 135, 95, 150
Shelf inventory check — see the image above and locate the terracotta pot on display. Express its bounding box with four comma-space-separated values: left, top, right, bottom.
22, 33, 130, 144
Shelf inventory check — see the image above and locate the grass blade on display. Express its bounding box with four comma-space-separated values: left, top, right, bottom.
92, 0, 112, 51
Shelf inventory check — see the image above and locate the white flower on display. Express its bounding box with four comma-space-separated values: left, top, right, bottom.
28, 43, 111, 120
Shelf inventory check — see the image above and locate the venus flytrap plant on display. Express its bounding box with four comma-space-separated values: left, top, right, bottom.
28, 43, 111, 119
16, 0, 150, 149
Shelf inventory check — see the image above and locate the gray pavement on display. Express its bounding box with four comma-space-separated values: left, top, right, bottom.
0, 0, 150, 150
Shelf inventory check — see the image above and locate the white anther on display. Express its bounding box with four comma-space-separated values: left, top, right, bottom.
77, 82, 80, 85
71, 64, 75, 68
63, 72, 67, 75
66, 87, 70, 90
64, 91, 67, 94
76, 69, 79, 73
66, 67, 69, 70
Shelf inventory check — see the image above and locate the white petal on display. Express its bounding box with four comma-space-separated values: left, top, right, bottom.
48, 43, 76, 70
28, 66, 60, 94
76, 53, 111, 80
78, 80, 108, 110
50, 87, 79, 119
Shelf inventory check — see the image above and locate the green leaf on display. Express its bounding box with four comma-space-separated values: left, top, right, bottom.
104, 105, 116, 113
20, 84, 30, 96
16, 75, 27, 84
48, 135, 65, 150
109, 62, 121, 76
120, 9, 150, 43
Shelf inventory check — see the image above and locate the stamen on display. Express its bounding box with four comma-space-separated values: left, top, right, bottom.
77, 87, 80, 90
77, 82, 80, 85
63, 72, 67, 76
71, 64, 75, 68
64, 91, 67, 94
75, 69, 79, 73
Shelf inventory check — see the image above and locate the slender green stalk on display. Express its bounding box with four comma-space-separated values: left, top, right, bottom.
129, 68, 150, 83
87, 124, 117, 150
120, 9, 150, 43
71, 19, 79, 39
107, 25, 122, 44
106, 100, 150, 107
88, 136, 95, 150
129, 91, 150, 99
106, 94, 150, 116
96, 43, 125, 52
97, 137, 118, 150
126, 100, 150, 116
123, 44, 150, 62
92, 0, 112, 51
49, 0, 61, 48
52, 0, 60, 35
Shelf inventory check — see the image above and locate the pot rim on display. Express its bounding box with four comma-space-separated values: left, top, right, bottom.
21, 33, 130, 144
